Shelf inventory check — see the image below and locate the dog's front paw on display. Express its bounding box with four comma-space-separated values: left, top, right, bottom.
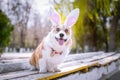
47, 68, 61, 72
47, 69, 55, 72
39, 68, 47, 73
54, 68, 61, 72
30, 66, 39, 71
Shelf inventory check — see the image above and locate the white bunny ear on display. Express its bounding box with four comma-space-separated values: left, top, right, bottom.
50, 8, 61, 25
64, 8, 79, 28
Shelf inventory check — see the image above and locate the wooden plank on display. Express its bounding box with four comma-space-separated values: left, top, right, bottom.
0, 61, 98, 80
80, 53, 115, 63
64, 52, 104, 62
0, 61, 30, 74
59, 53, 115, 68
0, 70, 38, 80
98, 54, 120, 66
37, 61, 98, 80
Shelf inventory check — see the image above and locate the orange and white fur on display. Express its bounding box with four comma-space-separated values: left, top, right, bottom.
29, 8, 79, 72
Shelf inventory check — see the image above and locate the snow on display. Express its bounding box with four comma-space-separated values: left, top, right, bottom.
79, 73, 87, 80
98, 67, 105, 78
107, 62, 116, 74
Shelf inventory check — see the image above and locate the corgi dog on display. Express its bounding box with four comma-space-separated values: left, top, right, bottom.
29, 8, 79, 72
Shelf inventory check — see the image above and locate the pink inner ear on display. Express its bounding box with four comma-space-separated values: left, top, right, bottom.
67, 16, 76, 27
51, 13, 60, 24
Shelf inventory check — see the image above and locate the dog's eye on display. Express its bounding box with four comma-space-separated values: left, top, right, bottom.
56, 28, 60, 32
65, 29, 68, 33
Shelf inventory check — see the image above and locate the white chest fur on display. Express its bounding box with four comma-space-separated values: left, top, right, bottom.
42, 35, 70, 64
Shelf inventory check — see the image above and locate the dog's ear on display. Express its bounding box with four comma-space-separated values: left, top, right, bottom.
50, 8, 61, 25
64, 8, 79, 28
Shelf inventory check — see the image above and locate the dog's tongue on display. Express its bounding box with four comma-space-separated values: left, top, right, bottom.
58, 39, 64, 45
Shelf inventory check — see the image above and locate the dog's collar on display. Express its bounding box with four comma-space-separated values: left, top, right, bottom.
51, 48, 63, 55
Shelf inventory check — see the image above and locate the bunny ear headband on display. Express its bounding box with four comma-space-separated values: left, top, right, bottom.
50, 8, 80, 28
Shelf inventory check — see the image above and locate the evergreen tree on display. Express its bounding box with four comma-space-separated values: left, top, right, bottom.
0, 10, 13, 55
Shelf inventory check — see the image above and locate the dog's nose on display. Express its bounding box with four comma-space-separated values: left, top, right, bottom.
59, 33, 64, 37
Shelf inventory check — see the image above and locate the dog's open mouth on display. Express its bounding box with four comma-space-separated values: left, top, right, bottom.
55, 37, 67, 45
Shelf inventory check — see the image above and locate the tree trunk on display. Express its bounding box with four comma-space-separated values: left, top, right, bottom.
101, 16, 108, 52
109, 16, 118, 52
109, 1, 120, 52
20, 25, 26, 48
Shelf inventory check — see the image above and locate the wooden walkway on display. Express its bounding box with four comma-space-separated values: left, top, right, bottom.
0, 52, 120, 80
